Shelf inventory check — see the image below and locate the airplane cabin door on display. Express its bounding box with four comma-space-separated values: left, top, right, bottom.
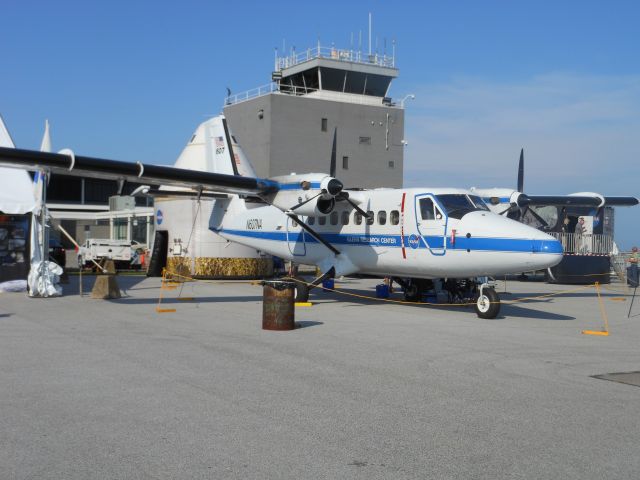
414, 194, 447, 255
286, 217, 306, 256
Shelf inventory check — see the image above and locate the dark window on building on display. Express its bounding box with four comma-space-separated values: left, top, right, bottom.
342, 156, 348, 170
321, 118, 328, 132
388, 161, 395, 169
359, 136, 371, 145
390, 210, 400, 225
46, 174, 82, 203
378, 211, 387, 225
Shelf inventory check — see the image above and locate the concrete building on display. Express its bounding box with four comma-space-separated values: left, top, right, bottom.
224, 45, 405, 188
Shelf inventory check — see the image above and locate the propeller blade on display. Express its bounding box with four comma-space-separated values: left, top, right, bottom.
336, 192, 371, 219
286, 212, 340, 255
290, 191, 323, 211
517, 148, 524, 192
330, 128, 337, 178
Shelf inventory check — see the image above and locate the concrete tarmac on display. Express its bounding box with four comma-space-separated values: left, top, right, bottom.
1, 276, 639, 479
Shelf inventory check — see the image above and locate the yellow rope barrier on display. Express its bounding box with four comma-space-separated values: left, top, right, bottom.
281, 276, 597, 307
156, 268, 176, 313
156, 269, 612, 335
582, 282, 610, 336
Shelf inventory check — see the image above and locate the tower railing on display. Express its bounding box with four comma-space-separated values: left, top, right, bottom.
224, 83, 395, 107
275, 45, 395, 71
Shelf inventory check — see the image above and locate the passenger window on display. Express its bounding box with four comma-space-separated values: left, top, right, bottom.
330, 211, 339, 225
366, 211, 374, 225
308, 216, 315, 225
390, 210, 399, 225
378, 211, 387, 225
419, 198, 435, 220
354, 212, 362, 225
318, 216, 326, 225
341, 211, 350, 225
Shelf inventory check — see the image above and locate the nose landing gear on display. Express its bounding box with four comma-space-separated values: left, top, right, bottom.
397, 277, 502, 319
474, 282, 500, 319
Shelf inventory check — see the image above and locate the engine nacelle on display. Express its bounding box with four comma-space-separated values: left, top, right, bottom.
266, 172, 343, 216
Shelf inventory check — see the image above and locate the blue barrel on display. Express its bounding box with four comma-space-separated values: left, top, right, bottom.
376, 284, 390, 298
322, 278, 335, 291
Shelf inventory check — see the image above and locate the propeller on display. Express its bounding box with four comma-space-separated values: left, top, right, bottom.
286, 212, 340, 255
330, 127, 337, 177
517, 148, 524, 193
336, 191, 370, 219
290, 191, 323, 211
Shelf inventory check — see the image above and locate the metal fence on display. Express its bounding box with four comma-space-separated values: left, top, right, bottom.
549, 232, 614, 255
275, 45, 396, 71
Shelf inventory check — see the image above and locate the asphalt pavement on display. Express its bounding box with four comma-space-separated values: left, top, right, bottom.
1, 275, 639, 479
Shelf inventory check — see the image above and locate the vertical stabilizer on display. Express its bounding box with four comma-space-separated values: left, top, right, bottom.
173, 115, 257, 178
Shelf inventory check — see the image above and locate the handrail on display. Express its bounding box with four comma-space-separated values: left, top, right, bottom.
275, 45, 395, 71
224, 83, 394, 107
549, 232, 614, 255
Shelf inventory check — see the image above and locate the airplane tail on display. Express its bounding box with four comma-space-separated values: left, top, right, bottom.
173, 115, 257, 178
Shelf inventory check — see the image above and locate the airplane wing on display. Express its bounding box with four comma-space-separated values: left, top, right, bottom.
0, 146, 279, 196
519, 194, 638, 207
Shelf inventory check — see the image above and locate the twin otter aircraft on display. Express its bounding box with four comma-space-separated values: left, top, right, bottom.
0, 116, 563, 318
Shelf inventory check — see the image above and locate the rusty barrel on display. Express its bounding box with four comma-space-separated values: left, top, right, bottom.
262, 280, 295, 330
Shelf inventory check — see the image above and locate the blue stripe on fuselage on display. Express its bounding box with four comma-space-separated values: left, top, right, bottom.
217, 229, 563, 254
278, 182, 323, 190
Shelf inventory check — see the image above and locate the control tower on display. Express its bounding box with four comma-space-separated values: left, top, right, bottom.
223, 44, 404, 188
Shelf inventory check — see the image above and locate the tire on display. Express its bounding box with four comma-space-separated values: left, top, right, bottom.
293, 277, 309, 303
403, 279, 427, 302
475, 288, 500, 319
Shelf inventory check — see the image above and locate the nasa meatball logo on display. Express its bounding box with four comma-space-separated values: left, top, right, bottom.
156, 209, 164, 225
408, 234, 420, 249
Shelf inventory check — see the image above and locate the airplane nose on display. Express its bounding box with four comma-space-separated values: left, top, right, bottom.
531, 235, 563, 254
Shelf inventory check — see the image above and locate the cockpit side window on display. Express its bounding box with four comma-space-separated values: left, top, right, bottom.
436, 194, 487, 219
468, 195, 490, 212
419, 198, 435, 220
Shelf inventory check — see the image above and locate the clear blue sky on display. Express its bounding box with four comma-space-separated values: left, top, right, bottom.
1, 0, 638, 247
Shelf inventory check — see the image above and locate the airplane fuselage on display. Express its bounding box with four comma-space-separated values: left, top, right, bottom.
213, 188, 563, 279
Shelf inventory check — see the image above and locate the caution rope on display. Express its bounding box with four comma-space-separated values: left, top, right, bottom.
280, 276, 597, 307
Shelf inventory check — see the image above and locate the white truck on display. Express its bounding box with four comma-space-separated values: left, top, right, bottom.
78, 239, 132, 267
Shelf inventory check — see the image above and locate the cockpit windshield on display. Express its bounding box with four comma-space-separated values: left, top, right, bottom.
436, 194, 489, 219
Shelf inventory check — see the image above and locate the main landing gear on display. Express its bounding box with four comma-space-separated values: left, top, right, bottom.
394, 277, 501, 319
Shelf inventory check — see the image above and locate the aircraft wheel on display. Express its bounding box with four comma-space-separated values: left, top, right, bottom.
403, 280, 422, 302
293, 277, 309, 303
475, 288, 500, 319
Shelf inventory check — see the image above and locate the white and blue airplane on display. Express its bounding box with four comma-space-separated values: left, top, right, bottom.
0, 117, 563, 318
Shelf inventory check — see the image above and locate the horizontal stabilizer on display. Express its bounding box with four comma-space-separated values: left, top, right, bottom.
0, 146, 278, 196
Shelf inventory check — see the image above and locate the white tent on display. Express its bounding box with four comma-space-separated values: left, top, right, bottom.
0, 114, 37, 214
0, 115, 61, 296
